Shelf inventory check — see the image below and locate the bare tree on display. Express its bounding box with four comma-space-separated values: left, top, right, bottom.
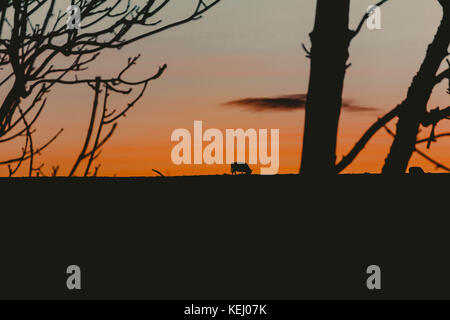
383, 121, 450, 172
69, 55, 165, 177
0, 0, 222, 175
300, 0, 389, 175
336, 0, 450, 173
382, 0, 450, 173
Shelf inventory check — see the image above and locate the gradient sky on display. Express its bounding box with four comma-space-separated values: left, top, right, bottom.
1, 0, 449, 176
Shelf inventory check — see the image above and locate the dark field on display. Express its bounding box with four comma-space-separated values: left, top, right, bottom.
1, 174, 450, 299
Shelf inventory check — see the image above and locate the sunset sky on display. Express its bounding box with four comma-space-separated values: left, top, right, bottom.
1, 0, 449, 176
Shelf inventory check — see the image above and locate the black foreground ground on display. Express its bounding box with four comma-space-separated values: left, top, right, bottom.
1, 174, 449, 299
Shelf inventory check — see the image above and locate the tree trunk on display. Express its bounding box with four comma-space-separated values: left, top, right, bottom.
300, 0, 351, 174
382, 1, 450, 174
0, 1, 26, 136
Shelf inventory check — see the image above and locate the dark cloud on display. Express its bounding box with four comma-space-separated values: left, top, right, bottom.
223, 94, 377, 113
224, 94, 308, 111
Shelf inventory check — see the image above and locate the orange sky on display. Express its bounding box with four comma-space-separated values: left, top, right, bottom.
1, 0, 449, 177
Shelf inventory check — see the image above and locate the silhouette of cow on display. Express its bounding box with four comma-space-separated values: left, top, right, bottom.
231, 162, 252, 175
409, 166, 425, 175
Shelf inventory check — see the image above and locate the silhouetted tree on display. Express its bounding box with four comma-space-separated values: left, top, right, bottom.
383, 120, 450, 172
68, 56, 166, 176
0, 0, 221, 176
300, 0, 388, 175
382, 0, 450, 173
336, 0, 450, 173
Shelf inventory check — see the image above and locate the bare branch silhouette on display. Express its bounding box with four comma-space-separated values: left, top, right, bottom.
0, 128, 63, 165
152, 169, 165, 177
383, 0, 450, 173
383, 123, 450, 172
335, 104, 450, 173
420, 106, 450, 148
416, 132, 450, 145
68, 55, 163, 177
51, 165, 59, 177
0, 0, 222, 174
335, 104, 402, 173
337, 1, 450, 174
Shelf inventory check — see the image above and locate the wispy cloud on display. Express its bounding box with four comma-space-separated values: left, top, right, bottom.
223, 94, 377, 112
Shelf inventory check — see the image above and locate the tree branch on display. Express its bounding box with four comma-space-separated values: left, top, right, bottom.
335, 103, 402, 172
